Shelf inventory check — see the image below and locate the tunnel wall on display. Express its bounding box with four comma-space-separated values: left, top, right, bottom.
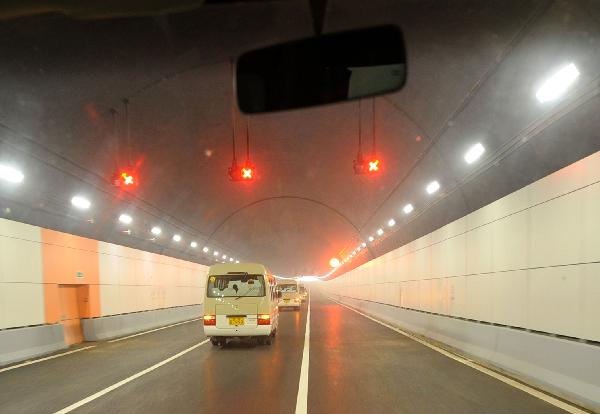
321, 150, 600, 407
0, 218, 207, 330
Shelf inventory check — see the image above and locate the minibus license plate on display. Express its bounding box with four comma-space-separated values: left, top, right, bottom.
229, 317, 245, 326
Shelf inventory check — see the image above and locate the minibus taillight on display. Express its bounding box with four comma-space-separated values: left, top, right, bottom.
203, 315, 216, 326
257, 314, 270, 325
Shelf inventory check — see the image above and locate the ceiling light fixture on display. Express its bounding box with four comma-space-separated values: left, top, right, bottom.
118, 214, 132, 224
368, 236, 375, 242
0, 164, 24, 184
213, 251, 219, 256
403, 203, 414, 214
377, 228, 384, 236
203, 246, 209, 253
71, 195, 91, 210
173, 234, 182, 242
190, 241, 198, 248
464, 143, 485, 164
329, 258, 341, 268
426, 180, 440, 194
151, 226, 162, 236
536, 63, 580, 103
361, 242, 367, 247
387, 218, 396, 227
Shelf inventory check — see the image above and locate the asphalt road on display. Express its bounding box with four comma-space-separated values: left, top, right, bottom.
0, 291, 571, 414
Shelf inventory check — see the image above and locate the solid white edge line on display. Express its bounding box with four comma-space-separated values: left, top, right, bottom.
53, 339, 210, 414
0, 346, 96, 374
328, 297, 590, 414
108, 318, 201, 343
295, 295, 310, 414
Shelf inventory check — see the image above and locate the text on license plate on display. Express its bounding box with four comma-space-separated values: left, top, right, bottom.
284, 299, 290, 302
228, 317, 245, 326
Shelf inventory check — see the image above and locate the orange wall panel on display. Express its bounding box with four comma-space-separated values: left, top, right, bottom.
41, 229, 101, 322
44, 283, 60, 324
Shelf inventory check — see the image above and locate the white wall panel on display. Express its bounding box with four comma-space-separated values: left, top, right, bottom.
582, 263, 600, 341
466, 224, 493, 275
0, 237, 43, 283
529, 192, 582, 268
98, 243, 208, 317
491, 270, 527, 328
581, 183, 600, 263
322, 152, 599, 340
442, 233, 466, 277
528, 266, 582, 339
492, 210, 528, 272
0, 282, 44, 329
465, 274, 493, 321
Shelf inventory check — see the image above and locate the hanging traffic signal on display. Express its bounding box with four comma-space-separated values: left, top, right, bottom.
228, 160, 255, 181
113, 170, 138, 188
353, 153, 381, 175
353, 98, 381, 175
368, 159, 380, 172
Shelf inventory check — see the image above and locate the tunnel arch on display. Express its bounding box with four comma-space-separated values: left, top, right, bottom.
205, 195, 374, 259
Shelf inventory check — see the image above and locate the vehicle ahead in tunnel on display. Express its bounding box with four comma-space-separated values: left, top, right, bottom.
203, 263, 278, 346
277, 280, 302, 310
299, 284, 308, 302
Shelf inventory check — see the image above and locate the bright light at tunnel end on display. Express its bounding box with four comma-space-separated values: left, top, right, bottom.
536, 63, 579, 103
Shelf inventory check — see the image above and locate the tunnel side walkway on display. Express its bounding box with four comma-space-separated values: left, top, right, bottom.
0, 291, 582, 414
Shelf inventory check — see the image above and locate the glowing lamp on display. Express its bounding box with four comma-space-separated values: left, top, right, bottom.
113, 170, 138, 188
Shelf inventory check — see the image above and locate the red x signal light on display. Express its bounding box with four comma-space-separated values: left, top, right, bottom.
354, 155, 381, 175
229, 161, 255, 181
113, 170, 138, 188
368, 159, 380, 172
241, 167, 253, 179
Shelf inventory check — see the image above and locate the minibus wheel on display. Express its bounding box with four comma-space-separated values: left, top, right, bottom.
265, 335, 272, 345
210, 338, 219, 346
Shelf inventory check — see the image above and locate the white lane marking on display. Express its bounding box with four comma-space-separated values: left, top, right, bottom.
295, 296, 310, 414
0, 346, 96, 374
108, 318, 201, 343
329, 297, 590, 414
53, 339, 210, 414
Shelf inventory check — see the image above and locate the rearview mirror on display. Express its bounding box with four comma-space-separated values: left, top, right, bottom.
237, 25, 406, 114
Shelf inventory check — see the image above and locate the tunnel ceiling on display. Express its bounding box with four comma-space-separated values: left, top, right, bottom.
0, 0, 599, 276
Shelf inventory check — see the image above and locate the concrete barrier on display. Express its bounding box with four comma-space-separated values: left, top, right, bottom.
330, 294, 600, 412
0, 324, 66, 366
82, 304, 203, 341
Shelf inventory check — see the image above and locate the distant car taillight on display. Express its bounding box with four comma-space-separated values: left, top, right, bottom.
203, 315, 216, 326
257, 314, 270, 325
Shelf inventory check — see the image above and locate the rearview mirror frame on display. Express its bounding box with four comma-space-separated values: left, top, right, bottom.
237, 25, 406, 114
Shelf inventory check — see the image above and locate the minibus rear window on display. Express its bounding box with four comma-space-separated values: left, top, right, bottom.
207, 274, 266, 298
278, 284, 297, 292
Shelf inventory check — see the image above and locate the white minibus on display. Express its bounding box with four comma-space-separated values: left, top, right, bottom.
277, 279, 301, 310
203, 263, 279, 346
